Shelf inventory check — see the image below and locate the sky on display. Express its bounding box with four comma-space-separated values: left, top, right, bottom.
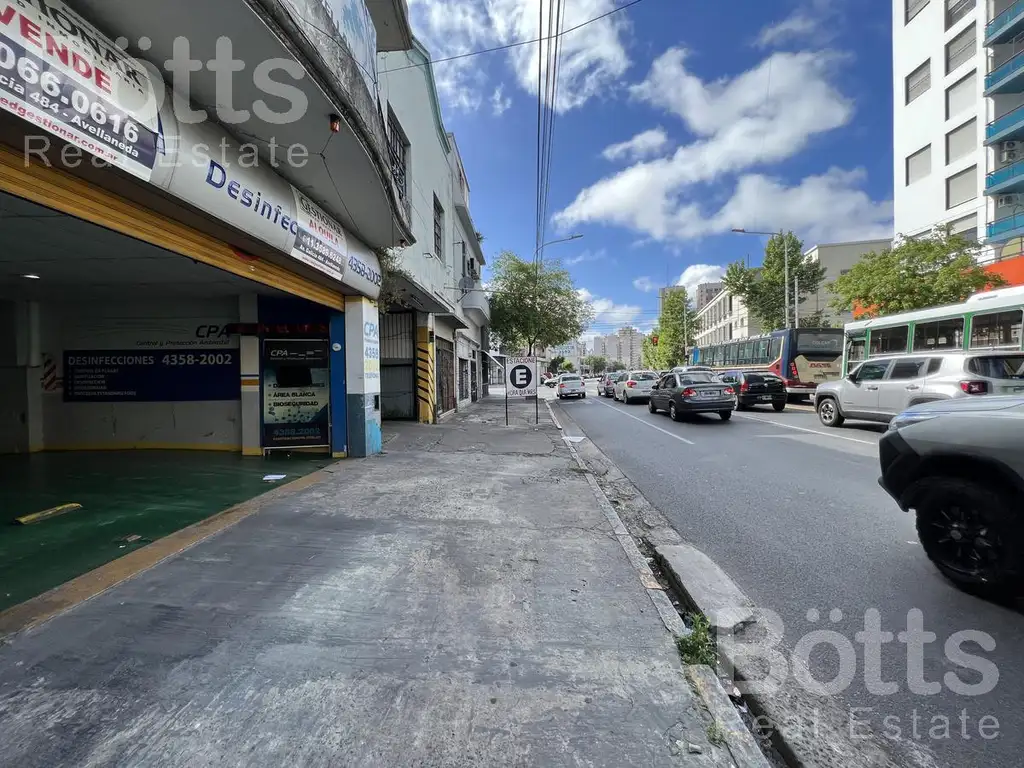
405, 0, 894, 345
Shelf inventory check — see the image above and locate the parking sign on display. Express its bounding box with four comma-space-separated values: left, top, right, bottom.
506, 356, 537, 397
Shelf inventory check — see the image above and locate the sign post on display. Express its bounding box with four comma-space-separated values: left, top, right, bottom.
504, 356, 537, 426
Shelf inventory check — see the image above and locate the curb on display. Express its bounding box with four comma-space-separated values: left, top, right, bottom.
686, 665, 772, 768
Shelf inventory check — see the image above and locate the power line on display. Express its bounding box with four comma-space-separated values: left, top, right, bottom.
379, 0, 648, 74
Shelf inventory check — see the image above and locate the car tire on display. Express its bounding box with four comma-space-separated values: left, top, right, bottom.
669, 402, 681, 422
624, 392, 632, 404
648, 399, 657, 413
719, 410, 732, 421
816, 397, 844, 427
582, 393, 587, 398
914, 477, 1024, 595
772, 402, 786, 412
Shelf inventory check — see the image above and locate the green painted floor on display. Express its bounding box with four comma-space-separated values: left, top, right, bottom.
0, 451, 334, 613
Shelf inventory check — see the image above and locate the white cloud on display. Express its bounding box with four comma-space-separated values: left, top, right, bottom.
632, 276, 658, 292
407, 0, 632, 113
490, 84, 512, 115
565, 248, 607, 266
578, 287, 642, 329
602, 128, 672, 162
675, 264, 726, 297
756, 0, 839, 49
552, 48, 891, 245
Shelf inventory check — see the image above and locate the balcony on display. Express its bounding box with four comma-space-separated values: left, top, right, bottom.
986, 50, 1024, 95
461, 278, 491, 326
986, 103, 1024, 144
986, 158, 1024, 194
987, 212, 1024, 242
986, 0, 1024, 45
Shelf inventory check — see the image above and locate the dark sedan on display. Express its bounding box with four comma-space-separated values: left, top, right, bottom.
719, 370, 786, 412
648, 371, 736, 421
599, 372, 621, 397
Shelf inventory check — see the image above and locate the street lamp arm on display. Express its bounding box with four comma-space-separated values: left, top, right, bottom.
534, 233, 583, 255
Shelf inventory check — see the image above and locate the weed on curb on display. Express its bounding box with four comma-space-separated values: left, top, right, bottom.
676, 613, 716, 666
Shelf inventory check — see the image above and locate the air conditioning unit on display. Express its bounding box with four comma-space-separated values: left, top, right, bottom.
997, 194, 1022, 207
1002, 141, 1021, 164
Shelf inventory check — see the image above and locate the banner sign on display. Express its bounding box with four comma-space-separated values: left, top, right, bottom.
291, 189, 346, 282
63, 348, 239, 402
261, 338, 331, 448
0, 0, 161, 180
505, 356, 537, 397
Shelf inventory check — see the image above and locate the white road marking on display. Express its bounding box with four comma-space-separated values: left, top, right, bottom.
593, 399, 696, 445
734, 413, 877, 445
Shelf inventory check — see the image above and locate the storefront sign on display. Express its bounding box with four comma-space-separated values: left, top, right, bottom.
63, 348, 239, 402
0, 0, 161, 180
292, 189, 345, 282
261, 338, 330, 448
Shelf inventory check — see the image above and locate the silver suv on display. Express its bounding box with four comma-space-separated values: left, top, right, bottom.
814, 351, 1024, 428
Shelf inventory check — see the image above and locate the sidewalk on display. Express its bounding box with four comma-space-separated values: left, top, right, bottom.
0, 396, 743, 767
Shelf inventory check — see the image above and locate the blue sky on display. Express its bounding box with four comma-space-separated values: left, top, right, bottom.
407, 0, 894, 343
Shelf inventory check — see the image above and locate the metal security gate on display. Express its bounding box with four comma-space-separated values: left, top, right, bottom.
381, 311, 416, 419
436, 337, 456, 416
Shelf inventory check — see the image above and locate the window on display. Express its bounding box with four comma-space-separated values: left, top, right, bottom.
946, 0, 975, 29
927, 357, 944, 374
950, 212, 978, 242
906, 0, 929, 23
756, 338, 770, 362
945, 70, 976, 119
870, 326, 910, 355
906, 145, 931, 185
913, 318, 965, 350
945, 23, 975, 74
946, 165, 977, 208
906, 60, 931, 104
945, 119, 975, 164
848, 337, 867, 363
966, 354, 1024, 378
888, 358, 928, 380
855, 361, 890, 381
769, 336, 783, 361
969, 310, 1023, 348
386, 107, 409, 208
433, 195, 445, 261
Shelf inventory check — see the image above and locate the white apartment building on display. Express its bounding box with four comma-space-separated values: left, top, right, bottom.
694, 290, 760, 347
801, 239, 892, 325
549, 340, 586, 371
695, 282, 723, 311
892, 0, 1024, 262
617, 327, 644, 369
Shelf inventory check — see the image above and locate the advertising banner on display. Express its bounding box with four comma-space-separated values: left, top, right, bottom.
0, 0, 161, 180
291, 189, 346, 282
505, 356, 537, 397
63, 348, 239, 402
262, 338, 331, 448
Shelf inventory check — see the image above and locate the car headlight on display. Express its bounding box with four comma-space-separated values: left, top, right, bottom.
888, 412, 939, 432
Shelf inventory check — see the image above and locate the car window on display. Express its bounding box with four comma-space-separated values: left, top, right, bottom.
658, 374, 675, 388
967, 354, 1024, 379
679, 373, 717, 384
927, 357, 943, 375
855, 360, 889, 381
632, 371, 658, 381
887, 358, 927, 381
561, 374, 581, 381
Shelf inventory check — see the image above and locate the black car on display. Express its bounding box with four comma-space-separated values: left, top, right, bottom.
719, 370, 786, 412
647, 371, 736, 421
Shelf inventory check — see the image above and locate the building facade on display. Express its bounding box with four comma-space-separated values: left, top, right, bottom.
549, 340, 586, 371
0, 0, 417, 458
695, 282, 724, 311
694, 290, 760, 347
801, 239, 892, 326
377, 40, 490, 423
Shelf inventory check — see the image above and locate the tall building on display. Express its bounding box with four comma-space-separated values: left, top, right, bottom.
800, 239, 892, 326
616, 327, 644, 369
695, 282, 723, 311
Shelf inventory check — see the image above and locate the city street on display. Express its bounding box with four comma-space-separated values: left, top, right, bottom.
549, 379, 1024, 768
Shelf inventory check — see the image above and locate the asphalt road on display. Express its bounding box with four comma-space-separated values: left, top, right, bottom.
549, 379, 1024, 768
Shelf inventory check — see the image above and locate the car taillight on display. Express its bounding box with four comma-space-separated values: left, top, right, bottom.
724, 386, 735, 395
682, 388, 697, 397
960, 380, 988, 395
559, 383, 565, 388
626, 381, 636, 387
739, 381, 749, 392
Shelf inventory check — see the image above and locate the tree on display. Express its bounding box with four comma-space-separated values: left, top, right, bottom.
546, 355, 566, 375
797, 310, 833, 328
657, 288, 701, 367
559, 360, 575, 372
829, 227, 1006, 317
642, 328, 662, 370
582, 354, 607, 373
489, 251, 594, 354
608, 360, 626, 372
723, 232, 827, 331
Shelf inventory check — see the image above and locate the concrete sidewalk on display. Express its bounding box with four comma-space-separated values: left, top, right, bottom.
0, 396, 742, 767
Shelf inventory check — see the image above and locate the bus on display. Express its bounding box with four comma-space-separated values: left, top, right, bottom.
688, 327, 845, 397
841, 285, 1024, 375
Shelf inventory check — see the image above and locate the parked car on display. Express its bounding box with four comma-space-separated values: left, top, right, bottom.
613, 370, 659, 404
599, 372, 621, 397
672, 365, 715, 374
544, 376, 557, 387
815, 351, 1024, 428
878, 396, 1024, 594
648, 371, 736, 421
556, 373, 586, 399
719, 370, 787, 412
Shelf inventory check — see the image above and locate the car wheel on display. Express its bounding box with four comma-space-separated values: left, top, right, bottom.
719, 410, 732, 421
648, 399, 657, 413
624, 392, 631, 404
582, 393, 587, 398
772, 402, 786, 412
914, 477, 1024, 595
669, 402, 681, 422
816, 397, 844, 427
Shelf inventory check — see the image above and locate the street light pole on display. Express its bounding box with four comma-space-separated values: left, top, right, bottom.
731, 227, 793, 329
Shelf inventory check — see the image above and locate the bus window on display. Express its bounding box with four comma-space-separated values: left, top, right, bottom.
913, 318, 964, 351
870, 325, 909, 355
847, 337, 866, 363
769, 336, 782, 361
969, 310, 1023, 348
741, 341, 753, 363
757, 338, 770, 363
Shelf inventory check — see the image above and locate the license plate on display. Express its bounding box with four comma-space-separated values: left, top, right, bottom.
701, 390, 720, 398
759, 395, 773, 401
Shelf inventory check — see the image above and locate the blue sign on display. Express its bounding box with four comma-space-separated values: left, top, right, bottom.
63, 349, 239, 402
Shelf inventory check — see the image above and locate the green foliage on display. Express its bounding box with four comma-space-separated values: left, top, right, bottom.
608, 360, 626, 372
723, 232, 826, 331
546, 355, 566, 375
676, 613, 717, 667
642, 328, 662, 370
582, 354, 607, 373
559, 360, 575, 372
657, 289, 700, 367
374, 247, 414, 310
829, 227, 1006, 317
798, 310, 832, 328
489, 251, 594, 354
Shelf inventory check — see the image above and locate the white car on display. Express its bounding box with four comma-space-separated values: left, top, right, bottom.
556, 373, 586, 399
614, 370, 659, 403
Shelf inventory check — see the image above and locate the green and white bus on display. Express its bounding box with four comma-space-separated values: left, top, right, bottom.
841, 286, 1024, 375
